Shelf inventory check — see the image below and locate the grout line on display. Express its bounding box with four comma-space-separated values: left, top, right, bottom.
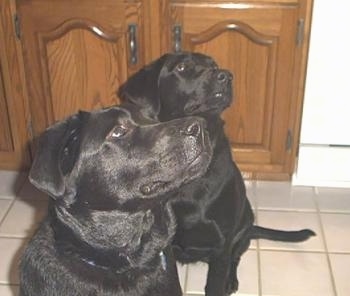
256, 208, 318, 213
328, 251, 350, 255
0, 234, 30, 239
312, 186, 338, 296
253, 193, 263, 296
183, 264, 190, 295
256, 244, 262, 296
251, 181, 262, 296
318, 210, 350, 215
256, 248, 331, 255
0, 198, 16, 227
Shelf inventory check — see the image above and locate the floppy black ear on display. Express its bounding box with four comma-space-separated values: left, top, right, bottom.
118, 54, 170, 119
29, 112, 87, 199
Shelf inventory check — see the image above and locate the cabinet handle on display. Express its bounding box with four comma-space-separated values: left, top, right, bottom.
173, 24, 182, 52
128, 24, 138, 65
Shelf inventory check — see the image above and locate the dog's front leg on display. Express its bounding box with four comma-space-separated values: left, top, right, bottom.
205, 249, 232, 296
227, 235, 251, 294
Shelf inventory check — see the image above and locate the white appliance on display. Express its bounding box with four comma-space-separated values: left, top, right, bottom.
293, 0, 350, 187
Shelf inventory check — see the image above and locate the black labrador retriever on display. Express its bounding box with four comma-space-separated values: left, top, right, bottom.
119, 52, 315, 295
19, 105, 213, 296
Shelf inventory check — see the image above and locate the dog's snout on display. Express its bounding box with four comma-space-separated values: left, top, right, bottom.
183, 121, 201, 137
216, 70, 232, 83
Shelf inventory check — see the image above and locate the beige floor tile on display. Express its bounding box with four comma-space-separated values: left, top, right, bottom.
260, 251, 334, 296
249, 238, 257, 249
0, 285, 19, 296
185, 250, 259, 295
321, 213, 350, 253
235, 250, 259, 295
329, 253, 350, 296
0, 238, 28, 284
245, 180, 257, 209
0, 200, 13, 222
257, 211, 324, 252
0, 199, 48, 238
185, 262, 207, 294
256, 182, 316, 212
177, 263, 187, 292
317, 187, 350, 213
185, 293, 258, 296
0, 171, 26, 199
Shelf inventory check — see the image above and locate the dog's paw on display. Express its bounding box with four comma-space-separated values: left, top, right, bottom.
226, 277, 239, 294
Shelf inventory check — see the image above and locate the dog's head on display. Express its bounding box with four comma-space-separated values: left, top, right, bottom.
118, 52, 233, 121
29, 105, 212, 206
29, 106, 212, 253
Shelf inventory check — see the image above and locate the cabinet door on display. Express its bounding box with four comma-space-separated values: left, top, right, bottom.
0, 0, 30, 170
0, 64, 27, 169
17, 0, 143, 138
164, 1, 311, 178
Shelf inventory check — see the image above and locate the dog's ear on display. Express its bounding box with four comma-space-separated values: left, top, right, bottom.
118, 54, 170, 119
29, 111, 88, 200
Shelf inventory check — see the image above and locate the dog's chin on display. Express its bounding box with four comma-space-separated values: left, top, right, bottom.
184, 150, 212, 181
139, 149, 212, 199
184, 91, 232, 115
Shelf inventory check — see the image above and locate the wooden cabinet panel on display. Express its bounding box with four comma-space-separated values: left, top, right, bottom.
0, 0, 30, 170
17, 0, 143, 137
162, 1, 312, 178
0, 66, 13, 152
0, 0, 312, 178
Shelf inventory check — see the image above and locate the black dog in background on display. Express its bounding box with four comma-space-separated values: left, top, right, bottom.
20, 106, 213, 296
119, 52, 315, 295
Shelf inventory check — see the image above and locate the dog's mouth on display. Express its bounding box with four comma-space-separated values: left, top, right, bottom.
139, 148, 211, 197
138, 119, 212, 197
139, 154, 204, 197
184, 91, 231, 114
139, 181, 170, 196
214, 91, 224, 99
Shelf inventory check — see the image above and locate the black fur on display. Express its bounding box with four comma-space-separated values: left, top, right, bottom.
119, 52, 316, 295
20, 105, 213, 296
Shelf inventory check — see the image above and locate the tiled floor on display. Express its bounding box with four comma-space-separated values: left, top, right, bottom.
0, 170, 350, 296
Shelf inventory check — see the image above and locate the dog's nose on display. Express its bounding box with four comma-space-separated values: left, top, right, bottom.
216, 70, 232, 83
183, 121, 201, 137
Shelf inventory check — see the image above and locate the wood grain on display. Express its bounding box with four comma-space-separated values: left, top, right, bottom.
0, 64, 13, 152
164, 0, 312, 178
0, 0, 31, 170
18, 0, 142, 136
44, 27, 123, 122
6, 0, 313, 178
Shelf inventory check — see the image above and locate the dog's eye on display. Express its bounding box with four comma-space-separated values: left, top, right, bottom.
176, 62, 186, 72
108, 125, 128, 139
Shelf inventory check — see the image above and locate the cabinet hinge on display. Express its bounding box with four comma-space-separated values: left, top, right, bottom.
296, 18, 304, 46
14, 14, 21, 40
27, 120, 34, 138
286, 129, 293, 152
173, 24, 182, 52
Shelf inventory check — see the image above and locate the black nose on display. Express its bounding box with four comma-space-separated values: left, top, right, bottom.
183, 121, 201, 137
217, 70, 232, 83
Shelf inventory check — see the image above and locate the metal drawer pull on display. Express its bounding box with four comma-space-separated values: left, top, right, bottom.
173, 24, 182, 52
128, 24, 138, 65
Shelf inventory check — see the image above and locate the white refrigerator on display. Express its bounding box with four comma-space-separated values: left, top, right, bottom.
294, 0, 350, 187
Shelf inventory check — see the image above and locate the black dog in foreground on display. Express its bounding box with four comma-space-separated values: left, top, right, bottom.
19, 105, 213, 296
119, 52, 316, 295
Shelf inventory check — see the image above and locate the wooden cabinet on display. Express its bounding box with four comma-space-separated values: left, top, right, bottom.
160, 0, 313, 179
17, 0, 145, 137
0, 0, 30, 170
1, 0, 313, 180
